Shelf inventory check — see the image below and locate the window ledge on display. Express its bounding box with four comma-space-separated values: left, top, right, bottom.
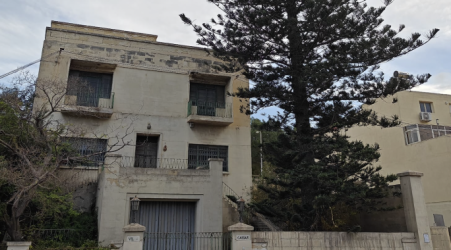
222, 172, 230, 175
187, 115, 233, 126
60, 105, 113, 119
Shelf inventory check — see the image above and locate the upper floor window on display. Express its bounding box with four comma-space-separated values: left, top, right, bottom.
189, 83, 225, 116
419, 102, 432, 113
67, 70, 113, 108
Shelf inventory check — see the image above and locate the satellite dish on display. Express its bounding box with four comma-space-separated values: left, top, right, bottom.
393, 71, 399, 77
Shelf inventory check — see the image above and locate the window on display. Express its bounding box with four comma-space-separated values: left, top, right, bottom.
67, 70, 113, 107
189, 83, 225, 116
134, 135, 159, 168
404, 125, 420, 144
420, 102, 432, 113
188, 144, 228, 171
63, 138, 107, 166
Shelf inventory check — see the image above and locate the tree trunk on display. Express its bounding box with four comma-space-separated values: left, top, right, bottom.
286, 1, 313, 161
5, 213, 23, 241
5, 196, 31, 241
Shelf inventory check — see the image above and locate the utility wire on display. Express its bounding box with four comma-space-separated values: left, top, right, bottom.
0, 50, 62, 80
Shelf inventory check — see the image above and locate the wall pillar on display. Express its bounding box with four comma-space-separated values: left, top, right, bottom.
6, 242, 31, 250
208, 158, 224, 232
228, 223, 254, 250
122, 223, 145, 250
398, 171, 432, 250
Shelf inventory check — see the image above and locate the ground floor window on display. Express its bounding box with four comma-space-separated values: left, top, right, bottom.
188, 144, 228, 171
63, 137, 108, 166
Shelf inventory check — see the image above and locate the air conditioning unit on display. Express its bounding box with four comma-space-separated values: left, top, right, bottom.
420, 112, 432, 121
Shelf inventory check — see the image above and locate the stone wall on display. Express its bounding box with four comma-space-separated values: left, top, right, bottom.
57, 168, 99, 212
96, 158, 224, 244
359, 184, 407, 232
222, 198, 239, 232
430, 227, 451, 250
251, 231, 419, 250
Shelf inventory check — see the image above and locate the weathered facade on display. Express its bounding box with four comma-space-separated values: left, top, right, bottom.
346, 91, 451, 227
34, 21, 252, 244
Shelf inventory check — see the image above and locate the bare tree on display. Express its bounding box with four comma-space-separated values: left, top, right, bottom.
0, 72, 134, 241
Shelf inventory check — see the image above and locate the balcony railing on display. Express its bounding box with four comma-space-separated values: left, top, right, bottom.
187, 101, 232, 118
64, 92, 115, 109
121, 156, 192, 169
62, 92, 114, 118
119, 156, 223, 170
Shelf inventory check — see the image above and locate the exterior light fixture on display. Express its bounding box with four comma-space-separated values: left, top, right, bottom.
189, 122, 195, 128
237, 197, 245, 223
147, 123, 151, 130
130, 196, 140, 224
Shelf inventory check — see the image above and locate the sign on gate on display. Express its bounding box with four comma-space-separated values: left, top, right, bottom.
127, 236, 141, 242
236, 235, 250, 241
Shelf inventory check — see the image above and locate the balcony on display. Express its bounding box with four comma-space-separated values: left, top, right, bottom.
61, 92, 114, 118
187, 101, 233, 126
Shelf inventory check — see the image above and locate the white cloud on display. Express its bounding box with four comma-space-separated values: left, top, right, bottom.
0, 0, 450, 101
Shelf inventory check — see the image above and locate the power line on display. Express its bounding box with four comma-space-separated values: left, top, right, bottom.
0, 50, 62, 80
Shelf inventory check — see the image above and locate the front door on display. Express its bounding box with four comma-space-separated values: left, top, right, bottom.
134, 135, 159, 168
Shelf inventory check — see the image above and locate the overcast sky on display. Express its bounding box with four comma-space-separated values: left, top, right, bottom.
0, 0, 450, 119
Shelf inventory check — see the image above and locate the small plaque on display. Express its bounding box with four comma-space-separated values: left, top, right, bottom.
423, 233, 430, 243
127, 236, 140, 242
236, 235, 250, 241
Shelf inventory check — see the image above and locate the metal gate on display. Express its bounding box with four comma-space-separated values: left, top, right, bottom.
137, 201, 196, 250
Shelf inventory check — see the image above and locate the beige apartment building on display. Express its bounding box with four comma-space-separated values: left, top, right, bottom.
34, 21, 252, 244
347, 90, 451, 227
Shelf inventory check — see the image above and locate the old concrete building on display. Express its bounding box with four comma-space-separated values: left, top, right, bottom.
346, 90, 451, 227
34, 21, 251, 244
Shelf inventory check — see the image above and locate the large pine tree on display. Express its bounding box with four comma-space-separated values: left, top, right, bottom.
180, 0, 438, 230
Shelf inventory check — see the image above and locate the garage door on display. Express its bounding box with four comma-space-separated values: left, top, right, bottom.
136, 201, 196, 250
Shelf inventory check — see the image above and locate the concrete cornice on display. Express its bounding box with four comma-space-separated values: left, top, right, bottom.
397, 170, 424, 177
46, 27, 209, 52
51, 21, 158, 40
7, 242, 32, 246
123, 223, 146, 232
228, 222, 254, 231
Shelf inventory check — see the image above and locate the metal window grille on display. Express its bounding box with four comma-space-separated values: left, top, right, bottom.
63, 138, 107, 166
67, 70, 113, 107
188, 144, 228, 171
189, 83, 226, 117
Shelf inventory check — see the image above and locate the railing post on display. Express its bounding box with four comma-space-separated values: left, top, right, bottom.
228, 223, 254, 250
398, 171, 433, 250
122, 223, 146, 250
